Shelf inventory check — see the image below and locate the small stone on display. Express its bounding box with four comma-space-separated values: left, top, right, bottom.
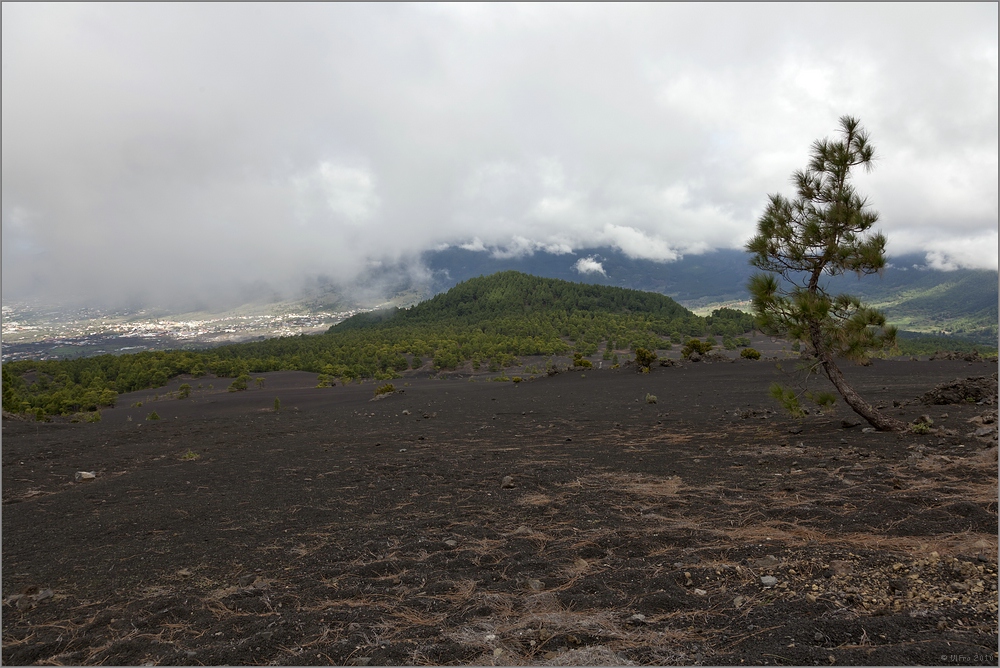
949, 582, 969, 593
527, 579, 544, 591
753, 555, 779, 569
761, 576, 778, 587
402, 410, 410, 415
814, 632, 824, 642
399, 448, 407, 452
239, 574, 256, 588
501, 475, 515, 489
512, 525, 531, 535
733, 595, 745, 608
444, 539, 458, 548
177, 568, 192, 577
351, 658, 372, 666
629, 613, 647, 623
74, 471, 96, 482
861, 427, 876, 434
788, 426, 803, 434
829, 560, 853, 576
693, 588, 707, 596
841, 419, 861, 429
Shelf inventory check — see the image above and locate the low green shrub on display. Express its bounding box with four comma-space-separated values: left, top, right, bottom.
740, 347, 761, 360
682, 339, 714, 358
228, 374, 249, 392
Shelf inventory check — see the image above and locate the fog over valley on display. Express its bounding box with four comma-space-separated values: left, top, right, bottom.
2, 3, 997, 314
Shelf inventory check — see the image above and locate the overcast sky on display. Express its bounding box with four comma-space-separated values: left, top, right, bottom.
3, 3, 997, 310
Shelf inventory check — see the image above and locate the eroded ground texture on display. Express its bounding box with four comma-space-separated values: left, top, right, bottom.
3, 358, 998, 666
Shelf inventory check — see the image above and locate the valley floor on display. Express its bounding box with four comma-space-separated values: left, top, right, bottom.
2, 359, 997, 665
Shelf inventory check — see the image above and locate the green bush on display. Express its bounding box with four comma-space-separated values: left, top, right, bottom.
177, 383, 191, 399
86, 411, 102, 423
682, 339, 714, 358
769, 384, 804, 417
374, 383, 396, 396
740, 347, 761, 360
634, 347, 657, 370
645, 393, 657, 404
228, 374, 249, 392
146, 411, 161, 420
274, 397, 281, 412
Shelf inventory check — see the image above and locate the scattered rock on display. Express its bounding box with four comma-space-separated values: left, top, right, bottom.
238, 574, 256, 588
788, 426, 803, 434
74, 471, 96, 482
733, 595, 746, 608
527, 578, 544, 591
828, 560, 854, 576
693, 588, 707, 596
861, 427, 876, 434
511, 525, 531, 535
753, 555, 780, 569
841, 419, 861, 429
401, 410, 410, 415
920, 373, 997, 406
974, 427, 997, 439
444, 539, 458, 548
628, 613, 647, 623
177, 568, 192, 578
760, 576, 778, 587
501, 475, 515, 489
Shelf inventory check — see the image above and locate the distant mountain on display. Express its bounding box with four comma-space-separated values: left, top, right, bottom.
422, 247, 756, 304
421, 246, 998, 344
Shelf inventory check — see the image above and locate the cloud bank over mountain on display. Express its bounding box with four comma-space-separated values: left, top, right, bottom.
2, 4, 996, 309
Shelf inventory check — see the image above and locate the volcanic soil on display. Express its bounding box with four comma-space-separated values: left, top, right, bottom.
3, 357, 998, 666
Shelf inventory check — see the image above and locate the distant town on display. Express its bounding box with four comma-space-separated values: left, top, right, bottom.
0, 302, 383, 362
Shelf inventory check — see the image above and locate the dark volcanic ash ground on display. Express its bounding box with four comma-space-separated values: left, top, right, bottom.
3, 358, 998, 666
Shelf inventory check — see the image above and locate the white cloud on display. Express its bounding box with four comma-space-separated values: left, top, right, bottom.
574, 256, 606, 275
924, 231, 1000, 272
1, 3, 995, 308
292, 162, 378, 226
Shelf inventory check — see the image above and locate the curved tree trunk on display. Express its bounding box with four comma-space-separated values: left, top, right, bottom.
810, 326, 907, 432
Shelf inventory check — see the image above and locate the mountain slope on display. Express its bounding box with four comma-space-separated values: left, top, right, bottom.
333, 270, 694, 331
422, 247, 998, 343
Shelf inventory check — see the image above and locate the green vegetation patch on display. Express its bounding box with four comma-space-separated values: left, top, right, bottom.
2, 272, 752, 417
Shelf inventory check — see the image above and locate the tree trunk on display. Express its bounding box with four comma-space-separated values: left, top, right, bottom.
810, 326, 907, 432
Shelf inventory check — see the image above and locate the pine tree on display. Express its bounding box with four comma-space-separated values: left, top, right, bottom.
746, 116, 906, 431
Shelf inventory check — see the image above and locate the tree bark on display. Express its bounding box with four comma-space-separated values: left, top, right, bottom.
810, 325, 907, 431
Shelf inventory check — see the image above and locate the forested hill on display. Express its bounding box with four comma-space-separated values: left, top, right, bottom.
4, 272, 755, 417
332, 271, 693, 331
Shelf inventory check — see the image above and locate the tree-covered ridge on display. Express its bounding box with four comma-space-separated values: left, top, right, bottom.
3, 272, 753, 417
332, 271, 693, 331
